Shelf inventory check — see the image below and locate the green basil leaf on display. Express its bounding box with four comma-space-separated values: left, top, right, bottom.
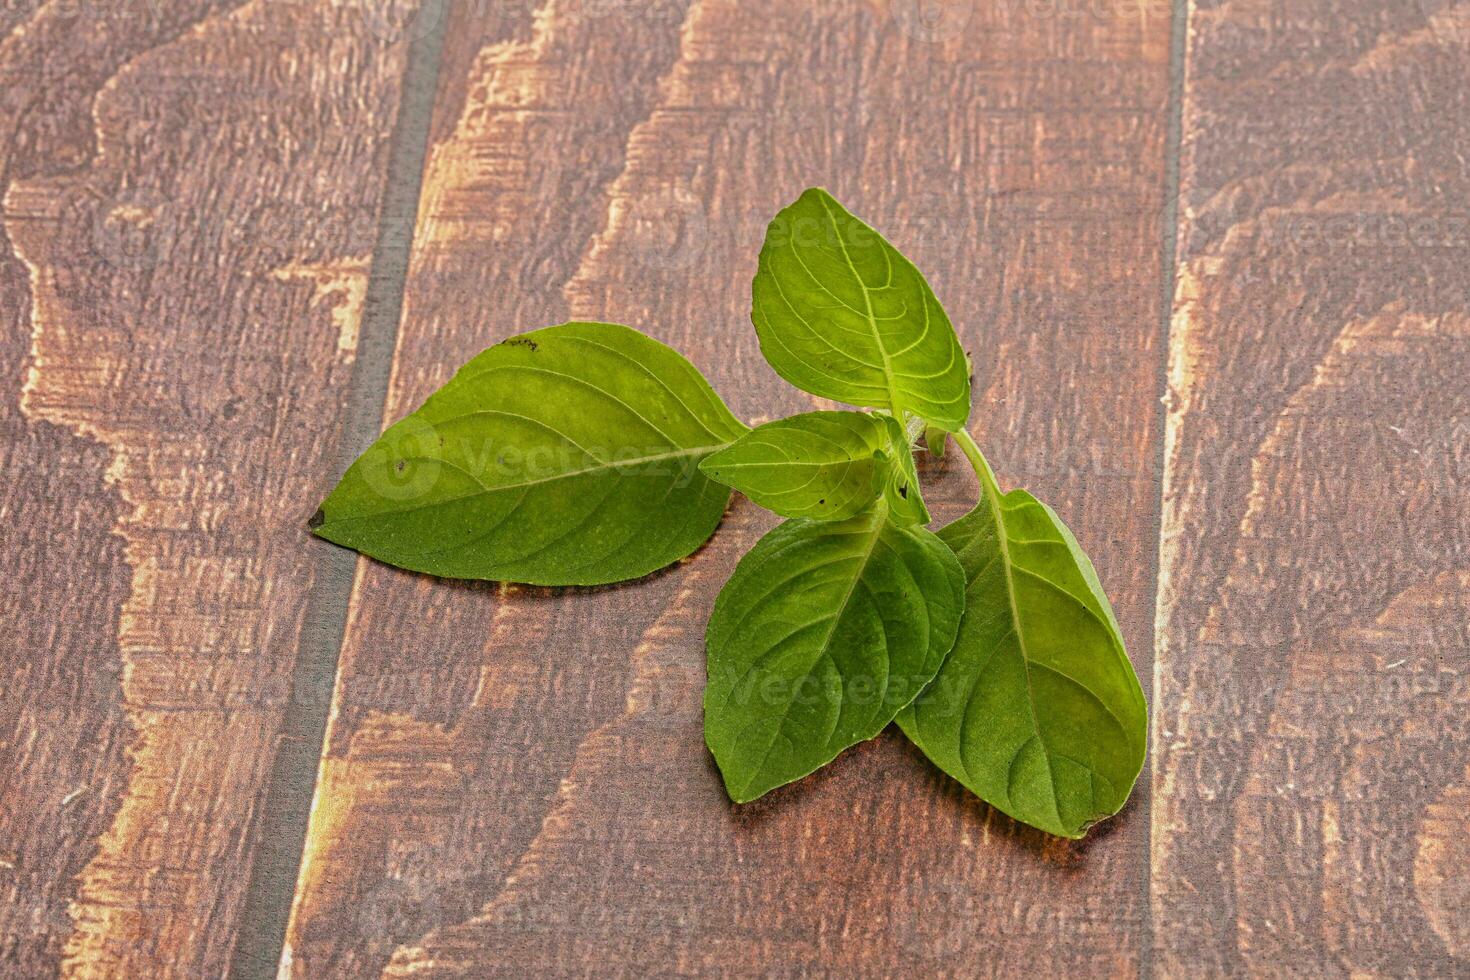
875, 414, 928, 527
751, 188, 971, 431
704, 506, 965, 802
896, 481, 1147, 838
698, 411, 885, 521
312, 321, 747, 585
698, 410, 928, 525
923, 423, 948, 457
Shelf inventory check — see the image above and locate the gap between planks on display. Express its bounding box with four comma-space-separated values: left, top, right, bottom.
226, 5, 451, 977
1143, 0, 1192, 976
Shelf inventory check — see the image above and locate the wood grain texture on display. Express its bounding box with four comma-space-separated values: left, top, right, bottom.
0, 0, 414, 973
287, 0, 1171, 974
281, 1, 710, 974
1153, 0, 1470, 975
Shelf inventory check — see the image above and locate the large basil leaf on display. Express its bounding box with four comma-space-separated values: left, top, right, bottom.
312, 322, 748, 585
896, 467, 1147, 838
751, 188, 971, 431
705, 506, 965, 802
698, 410, 928, 525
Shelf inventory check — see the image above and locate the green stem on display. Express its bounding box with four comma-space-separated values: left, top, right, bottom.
954, 428, 1002, 504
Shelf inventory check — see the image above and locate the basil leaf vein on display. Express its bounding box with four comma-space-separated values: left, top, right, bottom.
705, 505, 965, 802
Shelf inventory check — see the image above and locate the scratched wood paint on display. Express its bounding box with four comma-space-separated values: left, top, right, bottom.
1153, 0, 1470, 974
0, 0, 415, 973
286, 0, 1171, 975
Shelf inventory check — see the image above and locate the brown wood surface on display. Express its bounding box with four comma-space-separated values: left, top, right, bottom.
5, 0, 1469, 976
0, 0, 416, 974
281, 0, 1171, 975
1152, 0, 1470, 975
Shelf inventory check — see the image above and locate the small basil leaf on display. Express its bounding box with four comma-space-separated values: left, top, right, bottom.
897, 485, 1148, 838
924, 423, 948, 457
751, 188, 971, 431
313, 321, 748, 585
699, 411, 931, 528
705, 506, 966, 802
698, 410, 891, 521
876, 414, 928, 527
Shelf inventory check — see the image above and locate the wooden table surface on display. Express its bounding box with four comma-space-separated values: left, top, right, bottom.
2, 0, 1467, 976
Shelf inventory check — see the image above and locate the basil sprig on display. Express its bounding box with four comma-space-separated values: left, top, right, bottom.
315, 189, 1147, 838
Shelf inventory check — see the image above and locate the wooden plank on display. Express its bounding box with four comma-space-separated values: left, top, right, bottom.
285, 0, 1172, 974
1153, 1, 1470, 975
0, 1, 417, 974
280, 4, 720, 974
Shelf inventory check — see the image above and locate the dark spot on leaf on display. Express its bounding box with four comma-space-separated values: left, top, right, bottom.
899, 484, 909, 498
395, 460, 406, 472
308, 508, 326, 529
819, 499, 825, 505
503, 336, 539, 351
